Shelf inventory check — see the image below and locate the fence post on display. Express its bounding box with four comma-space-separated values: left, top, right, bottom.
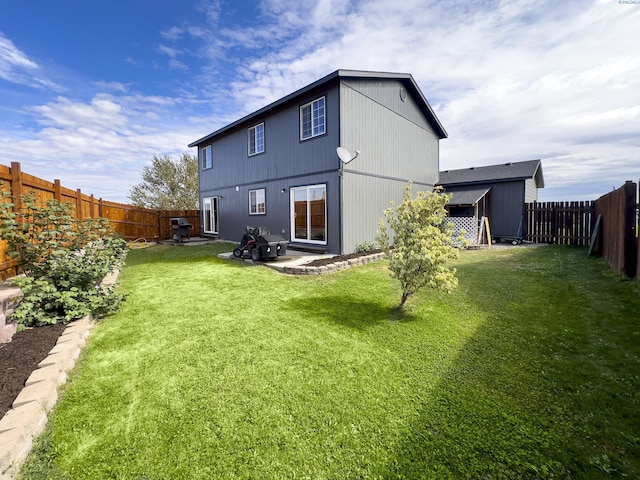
54, 179, 62, 202
10, 161, 22, 212
76, 188, 83, 220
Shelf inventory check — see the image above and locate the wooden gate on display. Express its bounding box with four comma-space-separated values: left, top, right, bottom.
526, 201, 596, 246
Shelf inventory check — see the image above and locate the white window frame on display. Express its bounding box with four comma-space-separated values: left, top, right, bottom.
201, 145, 212, 170
300, 97, 325, 140
249, 188, 266, 215
248, 123, 265, 156
202, 196, 219, 234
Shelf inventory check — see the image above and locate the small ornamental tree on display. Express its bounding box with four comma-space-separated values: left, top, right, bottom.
377, 182, 464, 308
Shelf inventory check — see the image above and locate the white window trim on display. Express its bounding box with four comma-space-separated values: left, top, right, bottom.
248, 123, 265, 156
290, 184, 327, 245
201, 145, 212, 170
299, 97, 325, 141
249, 188, 266, 215
202, 196, 219, 234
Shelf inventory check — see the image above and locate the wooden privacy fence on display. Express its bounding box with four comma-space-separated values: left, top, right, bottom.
593, 180, 638, 278
526, 180, 639, 279
526, 201, 596, 246
0, 161, 200, 279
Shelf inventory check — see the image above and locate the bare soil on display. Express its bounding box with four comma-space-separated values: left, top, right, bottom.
305, 249, 384, 267
0, 323, 66, 419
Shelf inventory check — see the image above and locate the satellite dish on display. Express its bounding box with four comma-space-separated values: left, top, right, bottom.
336, 147, 353, 164
336, 146, 360, 164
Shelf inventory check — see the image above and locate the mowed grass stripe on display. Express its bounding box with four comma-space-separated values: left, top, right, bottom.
19, 244, 640, 479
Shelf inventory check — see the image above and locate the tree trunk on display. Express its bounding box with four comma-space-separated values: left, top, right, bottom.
399, 292, 409, 308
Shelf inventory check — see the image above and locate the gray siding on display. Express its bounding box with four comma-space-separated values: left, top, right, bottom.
198, 86, 340, 191
524, 177, 538, 203
339, 78, 440, 252
342, 79, 436, 134
202, 172, 341, 252
198, 83, 343, 252
341, 174, 410, 253
339, 80, 439, 186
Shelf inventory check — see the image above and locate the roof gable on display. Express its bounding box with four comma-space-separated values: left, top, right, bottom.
188, 69, 447, 148
439, 159, 544, 188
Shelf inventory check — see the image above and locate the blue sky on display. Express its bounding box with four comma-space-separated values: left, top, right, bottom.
1, 0, 639, 203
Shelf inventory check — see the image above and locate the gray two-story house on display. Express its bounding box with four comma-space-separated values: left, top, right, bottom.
188, 69, 447, 254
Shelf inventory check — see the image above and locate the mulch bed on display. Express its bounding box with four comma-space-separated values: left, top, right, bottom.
0, 323, 66, 419
305, 249, 384, 267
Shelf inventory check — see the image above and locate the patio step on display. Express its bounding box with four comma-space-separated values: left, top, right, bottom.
0, 284, 22, 344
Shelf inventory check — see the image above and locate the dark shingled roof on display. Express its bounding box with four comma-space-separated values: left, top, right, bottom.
443, 186, 491, 206
188, 69, 447, 148
439, 159, 544, 188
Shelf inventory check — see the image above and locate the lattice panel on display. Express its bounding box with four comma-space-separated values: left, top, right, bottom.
445, 216, 479, 246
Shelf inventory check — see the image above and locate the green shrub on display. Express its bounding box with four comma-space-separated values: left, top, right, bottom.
0, 185, 127, 327
354, 240, 377, 254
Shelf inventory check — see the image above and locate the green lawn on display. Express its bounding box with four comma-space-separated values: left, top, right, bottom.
20, 244, 640, 479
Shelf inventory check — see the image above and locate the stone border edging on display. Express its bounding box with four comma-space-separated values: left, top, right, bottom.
275, 252, 386, 275
0, 269, 120, 480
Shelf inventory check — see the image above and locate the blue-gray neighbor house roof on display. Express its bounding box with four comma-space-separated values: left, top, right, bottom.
188, 69, 448, 148
438, 159, 544, 188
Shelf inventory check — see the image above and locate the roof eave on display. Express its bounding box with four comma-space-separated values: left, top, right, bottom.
188, 70, 342, 148
188, 69, 447, 148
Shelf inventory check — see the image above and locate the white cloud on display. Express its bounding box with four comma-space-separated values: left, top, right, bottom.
161, 26, 184, 41
0, 32, 38, 73
157, 44, 183, 58
92, 81, 131, 93
173, 0, 638, 202
197, 0, 222, 24
168, 59, 190, 72
2, 0, 639, 204
0, 32, 59, 90
0, 90, 198, 202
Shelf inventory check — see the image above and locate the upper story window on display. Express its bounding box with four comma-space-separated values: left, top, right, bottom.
300, 97, 325, 140
248, 123, 265, 156
249, 189, 266, 215
201, 145, 212, 170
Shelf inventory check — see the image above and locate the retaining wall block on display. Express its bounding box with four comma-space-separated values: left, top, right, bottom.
12, 379, 58, 411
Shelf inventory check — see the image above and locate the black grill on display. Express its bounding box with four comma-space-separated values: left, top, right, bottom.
171, 217, 192, 243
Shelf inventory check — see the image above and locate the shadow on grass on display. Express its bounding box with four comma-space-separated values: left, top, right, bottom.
286, 294, 417, 330
379, 246, 640, 478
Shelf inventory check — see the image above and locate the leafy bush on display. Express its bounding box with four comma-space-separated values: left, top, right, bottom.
0, 185, 127, 327
354, 240, 377, 254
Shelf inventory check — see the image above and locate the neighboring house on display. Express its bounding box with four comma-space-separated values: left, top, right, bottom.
438, 159, 544, 241
188, 69, 447, 253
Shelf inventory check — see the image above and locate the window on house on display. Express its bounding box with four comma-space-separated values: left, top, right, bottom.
248, 123, 265, 156
249, 189, 266, 215
300, 97, 325, 140
201, 145, 212, 169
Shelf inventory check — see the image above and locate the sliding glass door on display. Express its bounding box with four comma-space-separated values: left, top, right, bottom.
202, 196, 219, 234
290, 185, 326, 244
